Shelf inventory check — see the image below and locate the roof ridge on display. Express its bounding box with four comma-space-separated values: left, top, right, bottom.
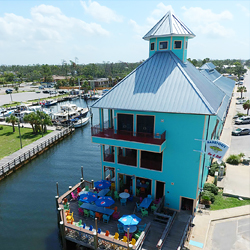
170, 53, 216, 114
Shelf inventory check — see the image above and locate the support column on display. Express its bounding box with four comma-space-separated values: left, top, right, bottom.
108, 109, 113, 128
114, 147, 118, 164
151, 180, 155, 199
99, 108, 104, 132
133, 176, 136, 197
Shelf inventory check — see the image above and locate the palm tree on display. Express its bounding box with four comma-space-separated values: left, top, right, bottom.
237, 86, 247, 99
37, 111, 52, 133
23, 112, 40, 134
243, 100, 250, 115
5, 115, 18, 132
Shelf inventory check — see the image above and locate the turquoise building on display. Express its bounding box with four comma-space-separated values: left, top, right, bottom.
90, 11, 234, 213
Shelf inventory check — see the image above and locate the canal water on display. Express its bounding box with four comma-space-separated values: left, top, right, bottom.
0, 99, 103, 250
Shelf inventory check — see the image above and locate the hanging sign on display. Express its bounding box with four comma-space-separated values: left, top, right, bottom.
205, 140, 229, 159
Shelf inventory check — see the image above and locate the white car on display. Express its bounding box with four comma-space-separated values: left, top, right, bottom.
235, 116, 250, 125
236, 99, 246, 105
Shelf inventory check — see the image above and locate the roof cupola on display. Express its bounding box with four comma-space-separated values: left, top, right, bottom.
143, 10, 195, 62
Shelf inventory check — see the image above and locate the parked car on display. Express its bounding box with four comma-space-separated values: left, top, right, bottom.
49, 90, 57, 95
232, 128, 250, 136
239, 81, 244, 85
5, 89, 13, 94
39, 86, 45, 89
236, 99, 246, 105
235, 116, 250, 125
43, 90, 49, 94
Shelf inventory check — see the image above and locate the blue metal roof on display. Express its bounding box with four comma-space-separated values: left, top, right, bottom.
92, 51, 230, 118
199, 67, 235, 97
199, 62, 216, 70
143, 10, 195, 40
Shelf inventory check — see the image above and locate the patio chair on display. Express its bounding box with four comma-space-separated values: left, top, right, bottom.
63, 198, 68, 204
134, 231, 141, 241
140, 187, 145, 195
85, 186, 89, 191
114, 191, 120, 200
71, 192, 78, 200
151, 204, 157, 212
124, 189, 129, 193
97, 228, 101, 234
78, 201, 83, 207
64, 203, 69, 210
105, 230, 110, 236
147, 194, 152, 199
136, 188, 140, 196
78, 207, 84, 216
113, 232, 119, 240
136, 202, 141, 212
76, 219, 83, 227
114, 206, 118, 213
89, 210, 95, 219
128, 194, 133, 201
106, 190, 112, 196
103, 214, 110, 223
89, 225, 93, 231
141, 208, 148, 217
117, 224, 125, 235
84, 209, 90, 217
121, 236, 128, 243
120, 198, 126, 206
112, 211, 120, 220
95, 212, 102, 221
82, 223, 86, 229
138, 224, 146, 232
111, 183, 115, 191
77, 187, 81, 193
130, 238, 136, 246
140, 197, 143, 203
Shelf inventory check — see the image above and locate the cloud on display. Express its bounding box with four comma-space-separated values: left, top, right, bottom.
80, 0, 122, 23
0, 4, 109, 44
182, 6, 234, 38
237, 3, 250, 17
130, 3, 173, 37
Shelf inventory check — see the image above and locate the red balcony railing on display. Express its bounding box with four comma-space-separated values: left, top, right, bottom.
91, 121, 166, 145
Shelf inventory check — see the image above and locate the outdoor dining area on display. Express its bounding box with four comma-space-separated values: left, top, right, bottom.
58, 179, 162, 249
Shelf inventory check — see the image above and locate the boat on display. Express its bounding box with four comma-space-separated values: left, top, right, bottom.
40, 99, 57, 107
91, 94, 101, 100
71, 116, 90, 128
60, 104, 88, 118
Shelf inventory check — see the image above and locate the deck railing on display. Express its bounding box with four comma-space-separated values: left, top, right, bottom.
156, 211, 177, 250
0, 128, 72, 177
91, 121, 166, 145
134, 222, 151, 250
176, 215, 193, 250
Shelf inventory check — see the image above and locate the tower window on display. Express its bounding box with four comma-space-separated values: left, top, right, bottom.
150, 43, 155, 51
174, 41, 182, 49
159, 41, 168, 50
185, 41, 188, 49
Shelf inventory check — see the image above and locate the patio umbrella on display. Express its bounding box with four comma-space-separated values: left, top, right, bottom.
79, 192, 98, 203
118, 214, 141, 226
95, 196, 114, 207
94, 180, 111, 189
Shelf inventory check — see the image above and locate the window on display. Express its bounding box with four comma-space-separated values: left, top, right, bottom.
185, 41, 188, 49
174, 41, 182, 49
150, 43, 155, 51
140, 151, 162, 171
159, 41, 168, 50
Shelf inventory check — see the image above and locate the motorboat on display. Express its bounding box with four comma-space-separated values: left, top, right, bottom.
71, 116, 90, 128
60, 104, 88, 118
40, 99, 57, 107
91, 94, 101, 100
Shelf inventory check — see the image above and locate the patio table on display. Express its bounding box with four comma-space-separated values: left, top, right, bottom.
139, 198, 153, 209
98, 188, 110, 197
119, 192, 130, 199
80, 203, 114, 216
123, 225, 137, 233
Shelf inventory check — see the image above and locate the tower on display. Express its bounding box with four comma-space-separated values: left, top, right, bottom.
143, 10, 195, 62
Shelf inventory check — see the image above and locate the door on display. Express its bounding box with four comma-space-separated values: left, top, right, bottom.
137, 115, 154, 134
155, 181, 165, 199
117, 114, 133, 132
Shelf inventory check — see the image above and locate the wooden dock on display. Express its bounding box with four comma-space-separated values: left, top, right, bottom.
0, 127, 74, 180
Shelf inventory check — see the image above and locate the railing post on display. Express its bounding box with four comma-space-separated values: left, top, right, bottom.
91, 180, 94, 188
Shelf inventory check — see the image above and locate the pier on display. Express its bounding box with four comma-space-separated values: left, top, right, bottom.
0, 127, 74, 180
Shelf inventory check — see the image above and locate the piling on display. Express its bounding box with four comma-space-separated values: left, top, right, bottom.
56, 182, 59, 196
59, 221, 67, 250
91, 180, 94, 188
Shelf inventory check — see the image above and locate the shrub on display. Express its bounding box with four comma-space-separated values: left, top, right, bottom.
203, 183, 219, 195
201, 190, 215, 203
0, 126, 3, 130
209, 162, 220, 176
237, 112, 246, 117
226, 154, 241, 165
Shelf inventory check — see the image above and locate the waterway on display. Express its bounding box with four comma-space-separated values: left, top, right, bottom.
0, 98, 102, 250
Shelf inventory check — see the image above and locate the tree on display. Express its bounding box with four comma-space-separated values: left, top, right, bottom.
23, 112, 40, 134
36, 111, 52, 133
5, 115, 18, 132
14, 86, 19, 92
237, 86, 247, 99
243, 100, 250, 115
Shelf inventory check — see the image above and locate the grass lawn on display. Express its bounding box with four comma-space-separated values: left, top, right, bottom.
0, 125, 52, 159
210, 191, 250, 210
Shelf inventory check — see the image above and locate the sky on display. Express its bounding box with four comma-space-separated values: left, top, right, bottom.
0, 0, 249, 65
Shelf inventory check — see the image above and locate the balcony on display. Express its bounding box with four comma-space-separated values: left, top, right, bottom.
91, 121, 166, 152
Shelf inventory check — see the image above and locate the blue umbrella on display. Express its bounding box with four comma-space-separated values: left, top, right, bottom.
94, 180, 111, 189
79, 192, 98, 203
95, 196, 114, 207
118, 214, 141, 226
